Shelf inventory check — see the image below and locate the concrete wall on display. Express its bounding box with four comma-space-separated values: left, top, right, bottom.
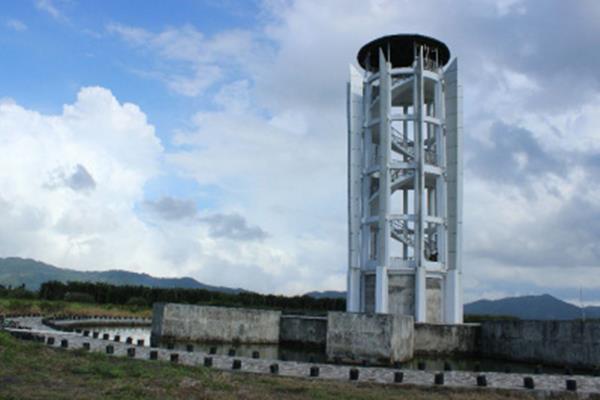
152, 303, 281, 344
279, 315, 327, 346
388, 274, 415, 317
481, 320, 600, 368
414, 323, 480, 355
326, 311, 414, 364
425, 277, 442, 323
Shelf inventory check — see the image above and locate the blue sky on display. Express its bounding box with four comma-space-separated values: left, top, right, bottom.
1, 0, 600, 306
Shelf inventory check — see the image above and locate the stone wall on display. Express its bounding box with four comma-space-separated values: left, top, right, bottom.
279, 315, 327, 346
414, 323, 480, 355
326, 311, 414, 364
152, 303, 281, 344
481, 320, 600, 368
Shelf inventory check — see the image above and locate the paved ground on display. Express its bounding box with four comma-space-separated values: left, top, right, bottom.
5, 316, 600, 397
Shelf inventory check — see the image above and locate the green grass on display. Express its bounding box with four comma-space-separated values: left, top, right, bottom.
0, 298, 151, 318
0, 331, 586, 400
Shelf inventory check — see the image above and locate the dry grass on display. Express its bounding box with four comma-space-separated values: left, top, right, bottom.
0, 331, 589, 400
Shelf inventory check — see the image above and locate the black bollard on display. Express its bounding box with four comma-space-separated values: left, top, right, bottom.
82, 342, 91, 351
170, 353, 179, 363
92, 332, 99, 339
106, 345, 114, 354
228, 348, 236, 357
113, 335, 120, 342
127, 348, 136, 358
394, 372, 404, 383
232, 359, 242, 370
149, 350, 158, 360
137, 339, 145, 346
310, 366, 320, 377
83, 330, 90, 337
47, 337, 55, 345
566, 379, 577, 392
523, 376, 534, 389
349, 368, 359, 381
252, 351, 260, 359
125, 337, 133, 345
270, 363, 279, 374
60, 339, 68, 348
434, 373, 444, 385
477, 375, 487, 387
204, 357, 213, 367
417, 361, 426, 371
209, 347, 217, 355
102, 333, 109, 340
444, 362, 452, 371
186, 344, 194, 353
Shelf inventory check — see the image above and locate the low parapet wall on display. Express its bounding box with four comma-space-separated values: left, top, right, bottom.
414, 323, 480, 355
481, 320, 600, 368
152, 303, 281, 344
279, 315, 327, 346
326, 312, 414, 364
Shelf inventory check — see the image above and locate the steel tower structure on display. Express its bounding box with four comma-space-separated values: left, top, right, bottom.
347, 34, 463, 324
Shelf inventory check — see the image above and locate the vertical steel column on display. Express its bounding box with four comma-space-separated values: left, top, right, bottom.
347, 65, 363, 312
414, 46, 427, 323
375, 50, 391, 314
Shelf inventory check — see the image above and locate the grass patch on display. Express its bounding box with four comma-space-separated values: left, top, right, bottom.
0, 298, 151, 318
0, 331, 587, 399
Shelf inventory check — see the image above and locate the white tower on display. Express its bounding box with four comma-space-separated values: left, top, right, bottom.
347, 34, 463, 324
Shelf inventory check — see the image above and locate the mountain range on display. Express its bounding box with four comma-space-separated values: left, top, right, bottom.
0, 257, 245, 294
1, 257, 598, 320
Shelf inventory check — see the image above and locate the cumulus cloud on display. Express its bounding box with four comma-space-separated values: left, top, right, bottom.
199, 213, 267, 241
143, 196, 197, 221
45, 164, 96, 193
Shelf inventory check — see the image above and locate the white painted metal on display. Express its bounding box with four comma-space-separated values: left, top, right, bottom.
347, 38, 463, 324
347, 64, 363, 313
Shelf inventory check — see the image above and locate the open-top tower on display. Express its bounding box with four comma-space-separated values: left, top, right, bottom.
347, 34, 463, 324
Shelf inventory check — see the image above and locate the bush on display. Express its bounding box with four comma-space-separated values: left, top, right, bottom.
39, 301, 66, 315
6, 299, 33, 313
125, 297, 148, 307
64, 292, 95, 303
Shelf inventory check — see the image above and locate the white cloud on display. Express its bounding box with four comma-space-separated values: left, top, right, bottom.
35, 0, 65, 21
5, 19, 27, 32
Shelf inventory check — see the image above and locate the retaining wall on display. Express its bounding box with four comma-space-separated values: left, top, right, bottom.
326, 312, 414, 364
414, 323, 480, 355
279, 315, 327, 346
481, 320, 600, 368
152, 303, 281, 344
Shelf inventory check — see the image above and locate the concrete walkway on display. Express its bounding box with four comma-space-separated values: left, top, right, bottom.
4, 316, 600, 397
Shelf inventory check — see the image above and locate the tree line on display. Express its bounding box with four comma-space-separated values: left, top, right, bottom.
37, 281, 345, 314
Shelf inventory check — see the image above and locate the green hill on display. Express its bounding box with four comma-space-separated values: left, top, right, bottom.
0, 257, 244, 294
